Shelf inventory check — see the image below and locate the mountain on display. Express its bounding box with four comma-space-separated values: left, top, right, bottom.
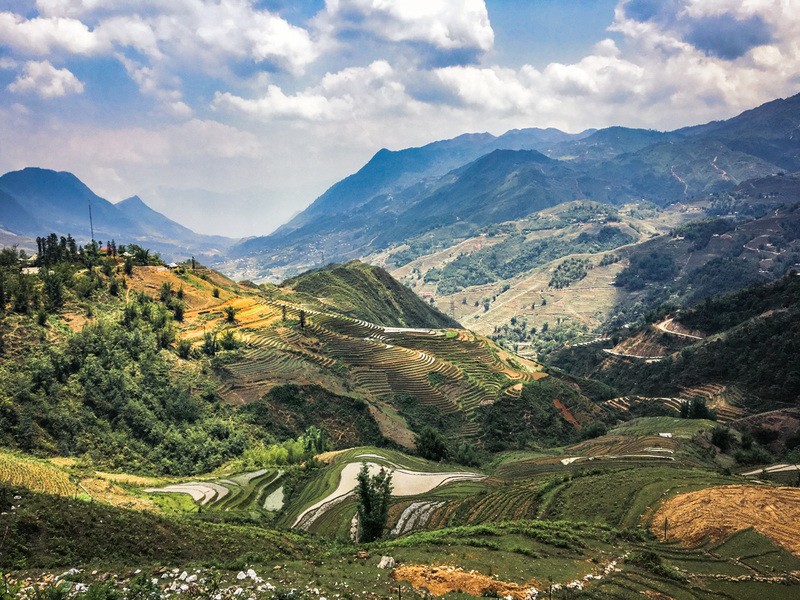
0, 167, 237, 261
546, 126, 675, 162
228, 93, 799, 279
553, 272, 800, 415
116, 195, 233, 252
0, 188, 39, 235
679, 93, 800, 171
283, 261, 460, 329
0, 167, 138, 239
373, 149, 607, 246
232, 129, 593, 265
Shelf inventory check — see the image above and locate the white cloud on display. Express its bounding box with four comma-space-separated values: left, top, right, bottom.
0, 11, 106, 55
29, 1, 319, 75
8, 60, 84, 98
214, 60, 419, 121
319, 0, 493, 60
214, 86, 341, 121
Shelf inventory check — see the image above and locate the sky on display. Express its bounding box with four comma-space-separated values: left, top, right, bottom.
1, 0, 799, 238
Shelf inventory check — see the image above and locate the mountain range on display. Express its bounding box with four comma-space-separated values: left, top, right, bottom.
226, 92, 800, 279
0, 167, 236, 261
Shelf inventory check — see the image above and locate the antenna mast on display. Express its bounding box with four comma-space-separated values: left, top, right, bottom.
87, 197, 95, 246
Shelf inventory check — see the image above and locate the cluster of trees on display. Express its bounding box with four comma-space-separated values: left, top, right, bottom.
356, 462, 393, 542
549, 258, 590, 289
614, 250, 677, 291
0, 298, 251, 474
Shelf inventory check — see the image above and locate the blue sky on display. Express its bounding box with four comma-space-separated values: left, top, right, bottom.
1, 0, 798, 237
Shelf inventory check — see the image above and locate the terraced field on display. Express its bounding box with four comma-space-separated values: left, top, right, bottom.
278, 449, 486, 537
0, 451, 77, 497
144, 468, 286, 513
160, 279, 545, 442
599, 387, 747, 423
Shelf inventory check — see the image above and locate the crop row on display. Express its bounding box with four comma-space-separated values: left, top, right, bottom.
0, 452, 75, 497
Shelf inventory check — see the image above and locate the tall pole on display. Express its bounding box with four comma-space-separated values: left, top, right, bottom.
87, 197, 95, 247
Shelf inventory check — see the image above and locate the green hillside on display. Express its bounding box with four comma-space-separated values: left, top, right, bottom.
284, 260, 460, 328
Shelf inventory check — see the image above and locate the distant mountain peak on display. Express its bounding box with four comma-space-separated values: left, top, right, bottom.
118, 195, 148, 208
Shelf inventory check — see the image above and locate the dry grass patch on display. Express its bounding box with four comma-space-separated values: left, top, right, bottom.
80, 477, 157, 511
652, 485, 800, 557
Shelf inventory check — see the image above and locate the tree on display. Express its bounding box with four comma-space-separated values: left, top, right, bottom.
124, 257, 134, 277
711, 426, 733, 453
224, 305, 236, 323
415, 426, 448, 461
355, 462, 392, 542
299, 309, 306, 329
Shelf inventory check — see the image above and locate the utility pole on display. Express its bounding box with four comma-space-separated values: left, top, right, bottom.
87, 197, 95, 247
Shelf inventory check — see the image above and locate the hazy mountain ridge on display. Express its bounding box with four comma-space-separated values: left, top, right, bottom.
0, 167, 237, 261
228, 93, 800, 278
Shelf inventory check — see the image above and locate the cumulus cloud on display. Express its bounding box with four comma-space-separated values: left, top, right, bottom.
8, 60, 84, 98
2, 2, 319, 88
619, 0, 776, 59
0, 11, 106, 55
214, 60, 419, 121
318, 0, 493, 65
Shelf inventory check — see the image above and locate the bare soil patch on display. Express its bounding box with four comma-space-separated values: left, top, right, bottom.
651, 485, 800, 556
393, 564, 538, 599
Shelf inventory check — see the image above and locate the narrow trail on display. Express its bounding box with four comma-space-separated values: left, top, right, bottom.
671, 165, 689, 194
654, 318, 704, 340
710, 155, 731, 181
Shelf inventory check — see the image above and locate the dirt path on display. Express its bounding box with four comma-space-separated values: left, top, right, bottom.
654, 318, 704, 340
651, 485, 800, 556
671, 165, 689, 195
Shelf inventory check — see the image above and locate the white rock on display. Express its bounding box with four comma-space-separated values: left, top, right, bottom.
246, 569, 258, 580
186, 575, 197, 583
233, 587, 244, 596
180, 583, 189, 592
236, 571, 247, 581
179, 571, 188, 581
377, 556, 395, 569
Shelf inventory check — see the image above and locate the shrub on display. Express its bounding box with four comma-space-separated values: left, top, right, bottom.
710, 426, 734, 453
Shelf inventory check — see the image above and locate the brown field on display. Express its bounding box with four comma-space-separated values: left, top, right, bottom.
393, 564, 538, 599
79, 477, 157, 511
651, 485, 800, 556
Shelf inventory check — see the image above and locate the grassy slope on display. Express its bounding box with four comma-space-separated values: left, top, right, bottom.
0, 484, 315, 569
284, 260, 460, 328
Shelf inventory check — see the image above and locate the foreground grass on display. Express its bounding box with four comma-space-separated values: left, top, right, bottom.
0, 484, 316, 570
